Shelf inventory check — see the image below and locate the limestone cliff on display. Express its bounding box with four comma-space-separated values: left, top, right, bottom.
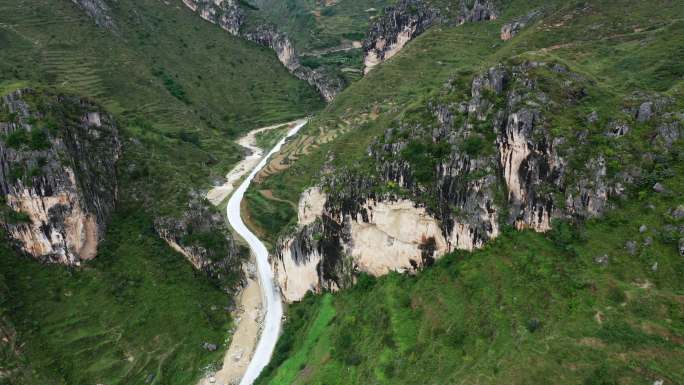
0, 89, 120, 265
273, 62, 683, 302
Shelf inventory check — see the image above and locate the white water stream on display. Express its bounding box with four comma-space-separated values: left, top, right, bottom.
226, 119, 307, 385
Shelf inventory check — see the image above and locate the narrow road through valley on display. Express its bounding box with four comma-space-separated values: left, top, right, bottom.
227, 120, 307, 385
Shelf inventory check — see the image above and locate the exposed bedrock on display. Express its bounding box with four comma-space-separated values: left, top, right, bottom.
0, 89, 120, 265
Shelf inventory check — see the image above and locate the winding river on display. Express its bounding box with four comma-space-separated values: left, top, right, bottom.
226, 120, 307, 385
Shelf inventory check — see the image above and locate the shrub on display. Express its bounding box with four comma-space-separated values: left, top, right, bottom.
29, 129, 50, 150
300, 56, 322, 69
152, 68, 189, 104
320, 6, 335, 17
607, 286, 626, 304
5, 129, 30, 148
597, 321, 665, 347
5, 210, 31, 224
401, 140, 450, 184
460, 135, 485, 156
526, 318, 542, 333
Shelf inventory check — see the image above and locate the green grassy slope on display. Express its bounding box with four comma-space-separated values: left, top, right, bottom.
0, 0, 323, 384
1, 211, 231, 385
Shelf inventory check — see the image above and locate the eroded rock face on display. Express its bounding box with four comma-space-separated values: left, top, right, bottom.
71, 0, 117, 31
363, 0, 438, 75
182, 0, 245, 36
274, 190, 455, 302
456, 0, 498, 24
0, 89, 120, 265
154, 192, 245, 285
180, 0, 342, 101
500, 10, 540, 40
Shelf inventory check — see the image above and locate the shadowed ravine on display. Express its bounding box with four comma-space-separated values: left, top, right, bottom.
226, 120, 307, 385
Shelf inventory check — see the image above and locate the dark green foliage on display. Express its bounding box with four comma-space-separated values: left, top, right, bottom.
400, 140, 450, 183
4, 210, 31, 224
320, 6, 336, 17
300, 56, 322, 69
596, 321, 668, 348
2, 128, 48, 151
460, 135, 485, 156
153, 67, 189, 104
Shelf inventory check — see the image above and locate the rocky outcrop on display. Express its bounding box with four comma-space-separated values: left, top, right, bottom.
0, 89, 120, 265
363, 0, 438, 75
180, 0, 342, 101
243, 27, 343, 102
456, 0, 498, 24
275, 61, 683, 302
182, 0, 245, 35
363, 0, 499, 74
154, 192, 246, 285
500, 10, 541, 40
70, 0, 117, 31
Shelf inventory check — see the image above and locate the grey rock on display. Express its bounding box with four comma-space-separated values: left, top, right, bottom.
202, 342, 218, 352
679, 238, 684, 257
182, 0, 340, 101
653, 183, 666, 193
245, 26, 343, 101
586, 111, 599, 125
594, 254, 609, 266
606, 121, 630, 137
500, 10, 542, 41
636, 101, 653, 122
639, 225, 648, 233
458, 0, 498, 24
673, 205, 684, 219
625, 240, 638, 255
154, 194, 244, 283
651, 262, 658, 272
658, 111, 683, 144
644, 236, 653, 246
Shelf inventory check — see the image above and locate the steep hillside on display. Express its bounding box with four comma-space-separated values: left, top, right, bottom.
0, 0, 323, 384
250, 0, 684, 383
183, 0, 501, 99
